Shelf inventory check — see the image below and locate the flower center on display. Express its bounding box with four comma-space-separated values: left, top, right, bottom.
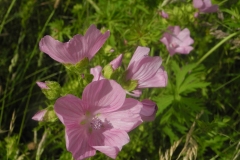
170, 42, 178, 49
90, 116, 103, 130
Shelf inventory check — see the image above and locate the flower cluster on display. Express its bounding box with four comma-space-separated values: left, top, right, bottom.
158, 0, 218, 56
32, 1, 221, 159
33, 25, 168, 159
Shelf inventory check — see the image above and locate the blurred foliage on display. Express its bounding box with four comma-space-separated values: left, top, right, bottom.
0, 0, 240, 159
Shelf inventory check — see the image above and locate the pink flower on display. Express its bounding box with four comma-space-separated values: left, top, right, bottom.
126, 46, 168, 96
193, 0, 218, 13
140, 99, 157, 122
32, 109, 47, 121
54, 79, 142, 159
39, 25, 110, 64
159, 10, 169, 19
160, 26, 194, 56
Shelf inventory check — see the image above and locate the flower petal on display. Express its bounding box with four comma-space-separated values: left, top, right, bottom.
110, 54, 123, 70
89, 129, 129, 158
201, 5, 218, 13
39, 35, 72, 63
141, 99, 158, 121
100, 98, 143, 132
128, 56, 162, 88
84, 25, 110, 60
66, 34, 89, 63
175, 46, 194, 54
160, 37, 169, 46
128, 46, 150, 70
160, 10, 169, 19
90, 66, 104, 81
169, 26, 181, 36
126, 89, 142, 97
203, 0, 212, 7
139, 67, 168, 88
65, 126, 96, 160
32, 109, 47, 121
92, 146, 119, 159
82, 79, 126, 113
193, 0, 203, 8
54, 94, 85, 126
36, 81, 49, 89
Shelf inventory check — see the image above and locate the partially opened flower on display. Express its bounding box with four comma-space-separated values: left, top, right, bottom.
193, 0, 218, 13
140, 99, 158, 122
54, 79, 142, 159
160, 26, 194, 56
32, 109, 47, 121
125, 46, 168, 97
36, 81, 61, 100
39, 25, 110, 64
36, 81, 49, 89
110, 54, 123, 70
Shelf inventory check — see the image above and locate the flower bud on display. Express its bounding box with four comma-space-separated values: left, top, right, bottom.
37, 81, 61, 100
140, 99, 158, 121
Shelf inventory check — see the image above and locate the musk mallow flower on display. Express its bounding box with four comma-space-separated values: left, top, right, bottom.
160, 26, 194, 56
193, 0, 218, 13
125, 46, 168, 97
54, 79, 143, 159
39, 24, 110, 64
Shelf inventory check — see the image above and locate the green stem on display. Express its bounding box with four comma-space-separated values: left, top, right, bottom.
214, 74, 240, 92
196, 32, 239, 66
0, 0, 17, 34
87, 0, 102, 14
165, 54, 170, 65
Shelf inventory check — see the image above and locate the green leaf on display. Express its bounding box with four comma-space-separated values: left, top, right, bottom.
102, 64, 114, 79
121, 79, 138, 91
180, 97, 203, 112
172, 122, 187, 134
42, 81, 61, 100
175, 63, 197, 89
179, 81, 210, 94
64, 57, 89, 74
153, 95, 174, 115
162, 126, 178, 143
